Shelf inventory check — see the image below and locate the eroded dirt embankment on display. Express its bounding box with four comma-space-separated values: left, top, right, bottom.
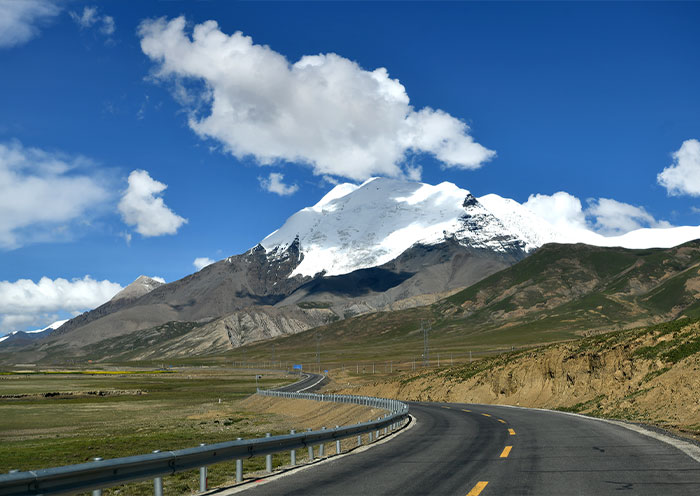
238, 395, 385, 433
328, 319, 700, 438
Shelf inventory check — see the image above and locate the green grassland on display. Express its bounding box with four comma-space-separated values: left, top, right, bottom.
0, 368, 297, 494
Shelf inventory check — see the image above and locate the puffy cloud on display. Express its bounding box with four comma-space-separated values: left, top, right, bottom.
118, 170, 187, 237
138, 17, 495, 181
523, 192, 588, 231
523, 191, 670, 237
0, 276, 123, 331
657, 139, 700, 197
587, 198, 671, 236
193, 257, 214, 271
0, 0, 60, 48
259, 172, 299, 196
69, 6, 115, 36
0, 140, 111, 249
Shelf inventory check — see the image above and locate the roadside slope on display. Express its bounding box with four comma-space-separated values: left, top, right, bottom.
328, 317, 700, 438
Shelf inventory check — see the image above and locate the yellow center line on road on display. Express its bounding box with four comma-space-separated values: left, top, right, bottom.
466, 481, 489, 495
442, 406, 451, 409
481, 413, 491, 417
497, 419, 506, 424
508, 428, 516, 436
462, 409, 471, 412
500, 446, 513, 458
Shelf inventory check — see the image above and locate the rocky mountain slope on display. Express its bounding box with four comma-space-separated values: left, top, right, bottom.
230, 240, 700, 369
19, 179, 537, 361
10, 176, 700, 363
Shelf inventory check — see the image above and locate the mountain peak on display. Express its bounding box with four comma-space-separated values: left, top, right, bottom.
260, 177, 525, 277
111, 275, 165, 302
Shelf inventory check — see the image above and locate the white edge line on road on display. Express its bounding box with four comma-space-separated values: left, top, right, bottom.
205, 414, 417, 495
296, 375, 327, 393
477, 403, 700, 464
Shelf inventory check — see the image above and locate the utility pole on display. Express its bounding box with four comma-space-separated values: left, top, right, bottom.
422, 320, 431, 367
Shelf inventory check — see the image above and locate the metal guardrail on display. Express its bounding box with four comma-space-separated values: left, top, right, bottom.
0, 388, 409, 495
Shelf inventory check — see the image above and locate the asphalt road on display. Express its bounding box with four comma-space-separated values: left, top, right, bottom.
240, 401, 700, 495
273, 373, 327, 393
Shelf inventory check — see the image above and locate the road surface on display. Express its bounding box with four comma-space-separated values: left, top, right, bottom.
273, 372, 327, 393
240, 400, 700, 495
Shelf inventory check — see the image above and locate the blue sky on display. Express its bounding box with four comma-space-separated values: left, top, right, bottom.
0, 0, 699, 333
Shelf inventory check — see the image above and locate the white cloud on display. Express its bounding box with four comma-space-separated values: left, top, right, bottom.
523, 192, 588, 231
0, 0, 60, 48
69, 6, 115, 37
100, 15, 115, 36
138, 17, 495, 181
657, 139, 700, 197
193, 257, 214, 271
259, 172, 299, 196
587, 198, 671, 236
118, 170, 187, 237
151, 276, 166, 284
523, 191, 671, 237
0, 140, 111, 249
0, 276, 123, 331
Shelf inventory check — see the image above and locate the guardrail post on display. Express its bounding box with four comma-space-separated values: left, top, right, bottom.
265, 433, 273, 472
91, 459, 103, 496
236, 438, 243, 483
357, 435, 362, 446
198, 444, 207, 492
290, 429, 296, 465
335, 426, 341, 454
369, 431, 373, 443
152, 450, 163, 496
319, 428, 326, 457
307, 428, 314, 461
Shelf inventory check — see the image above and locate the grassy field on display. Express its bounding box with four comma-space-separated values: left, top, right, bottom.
0, 367, 298, 494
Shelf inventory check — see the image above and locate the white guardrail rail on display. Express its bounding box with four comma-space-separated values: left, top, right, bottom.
0, 386, 410, 495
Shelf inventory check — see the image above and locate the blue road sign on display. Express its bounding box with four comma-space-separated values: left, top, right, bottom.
293, 364, 302, 370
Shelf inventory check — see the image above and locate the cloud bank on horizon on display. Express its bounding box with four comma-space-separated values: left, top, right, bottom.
138, 16, 495, 182
0, 276, 123, 330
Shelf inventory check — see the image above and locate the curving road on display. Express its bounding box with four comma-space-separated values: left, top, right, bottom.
239, 401, 700, 495
273, 372, 327, 393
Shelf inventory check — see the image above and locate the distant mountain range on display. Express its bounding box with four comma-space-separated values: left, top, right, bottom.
3, 177, 700, 364
0, 320, 67, 348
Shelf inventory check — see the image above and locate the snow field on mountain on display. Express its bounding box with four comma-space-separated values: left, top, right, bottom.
260, 177, 700, 278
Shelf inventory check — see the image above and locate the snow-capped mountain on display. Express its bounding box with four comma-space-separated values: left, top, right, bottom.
261, 177, 700, 278
261, 177, 526, 277
0, 319, 67, 344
